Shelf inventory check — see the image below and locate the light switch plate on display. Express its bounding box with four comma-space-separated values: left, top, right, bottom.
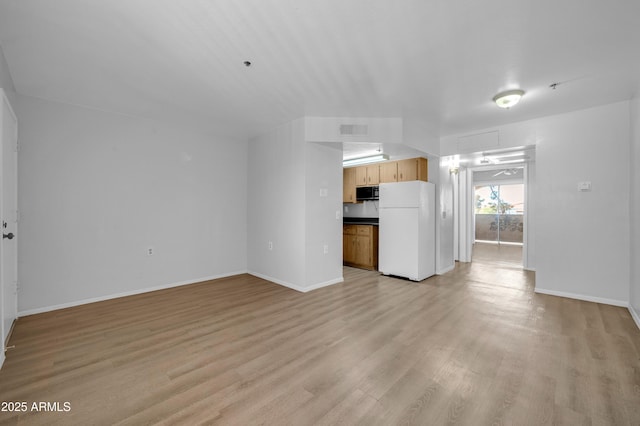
578, 181, 592, 192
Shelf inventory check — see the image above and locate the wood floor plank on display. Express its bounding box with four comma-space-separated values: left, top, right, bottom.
1, 250, 639, 425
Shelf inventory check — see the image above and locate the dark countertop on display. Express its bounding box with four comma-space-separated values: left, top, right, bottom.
343, 217, 379, 226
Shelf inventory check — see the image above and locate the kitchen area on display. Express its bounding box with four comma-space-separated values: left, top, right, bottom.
343, 156, 436, 281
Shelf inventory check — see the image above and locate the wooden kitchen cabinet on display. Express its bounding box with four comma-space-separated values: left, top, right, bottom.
365, 164, 380, 185
343, 224, 378, 270
355, 166, 367, 187
379, 161, 398, 183
343, 226, 358, 264
379, 157, 428, 183
355, 165, 380, 187
343, 167, 356, 203
397, 157, 428, 182
345, 157, 428, 200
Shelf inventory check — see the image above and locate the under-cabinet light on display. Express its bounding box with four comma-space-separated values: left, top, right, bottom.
342, 154, 389, 167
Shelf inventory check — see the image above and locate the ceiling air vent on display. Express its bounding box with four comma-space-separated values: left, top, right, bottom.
339, 124, 369, 136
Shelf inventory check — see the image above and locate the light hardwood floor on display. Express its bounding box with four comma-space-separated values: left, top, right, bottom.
1, 260, 639, 425
472, 241, 523, 267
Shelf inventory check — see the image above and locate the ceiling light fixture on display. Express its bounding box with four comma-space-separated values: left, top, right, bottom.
343, 154, 389, 167
493, 89, 525, 109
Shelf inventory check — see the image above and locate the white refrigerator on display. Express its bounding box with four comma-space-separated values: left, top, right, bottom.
379, 181, 436, 281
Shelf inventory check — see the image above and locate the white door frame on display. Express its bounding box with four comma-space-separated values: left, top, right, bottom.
0, 88, 18, 363
457, 168, 473, 262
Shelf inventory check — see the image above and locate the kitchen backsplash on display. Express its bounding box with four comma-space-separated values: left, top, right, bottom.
343, 200, 379, 218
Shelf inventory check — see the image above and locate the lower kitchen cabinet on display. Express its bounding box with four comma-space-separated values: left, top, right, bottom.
343, 224, 378, 270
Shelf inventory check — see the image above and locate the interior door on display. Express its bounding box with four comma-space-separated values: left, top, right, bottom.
1, 89, 18, 350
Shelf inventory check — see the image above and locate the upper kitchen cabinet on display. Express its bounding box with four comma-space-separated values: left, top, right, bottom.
379, 162, 398, 183
355, 164, 380, 187
345, 158, 428, 202
379, 157, 428, 183
343, 167, 356, 203
365, 164, 380, 185
397, 157, 428, 182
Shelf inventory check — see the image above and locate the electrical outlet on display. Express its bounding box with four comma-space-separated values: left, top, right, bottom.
147, 246, 155, 256
268, 241, 273, 251
336, 210, 340, 220
323, 244, 329, 254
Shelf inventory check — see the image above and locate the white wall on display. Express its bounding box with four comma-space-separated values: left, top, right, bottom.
247, 119, 306, 288
304, 143, 343, 289
247, 118, 343, 291
16, 94, 248, 314
535, 102, 630, 305
0, 43, 15, 106
403, 116, 440, 157
630, 96, 640, 326
305, 117, 403, 144
441, 121, 537, 156
343, 200, 379, 218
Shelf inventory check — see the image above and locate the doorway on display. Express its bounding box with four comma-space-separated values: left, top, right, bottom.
473, 181, 524, 266
453, 147, 535, 270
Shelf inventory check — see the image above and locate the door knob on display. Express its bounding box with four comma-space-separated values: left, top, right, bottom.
3, 232, 14, 240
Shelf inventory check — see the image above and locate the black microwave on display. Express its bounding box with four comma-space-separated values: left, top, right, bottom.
356, 186, 379, 201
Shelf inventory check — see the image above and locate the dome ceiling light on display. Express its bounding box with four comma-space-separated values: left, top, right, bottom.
493, 89, 525, 109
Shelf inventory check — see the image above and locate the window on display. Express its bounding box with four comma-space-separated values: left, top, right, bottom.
474, 184, 524, 243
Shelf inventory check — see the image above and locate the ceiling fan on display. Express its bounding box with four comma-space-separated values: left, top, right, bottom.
493, 168, 520, 177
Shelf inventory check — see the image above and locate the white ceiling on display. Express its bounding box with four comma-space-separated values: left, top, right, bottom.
1, 0, 639, 142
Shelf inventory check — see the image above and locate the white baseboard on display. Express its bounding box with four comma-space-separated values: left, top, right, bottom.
18, 271, 247, 317
629, 305, 640, 331
524, 267, 536, 272
304, 277, 344, 292
248, 271, 343, 293
534, 287, 628, 308
436, 263, 455, 275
